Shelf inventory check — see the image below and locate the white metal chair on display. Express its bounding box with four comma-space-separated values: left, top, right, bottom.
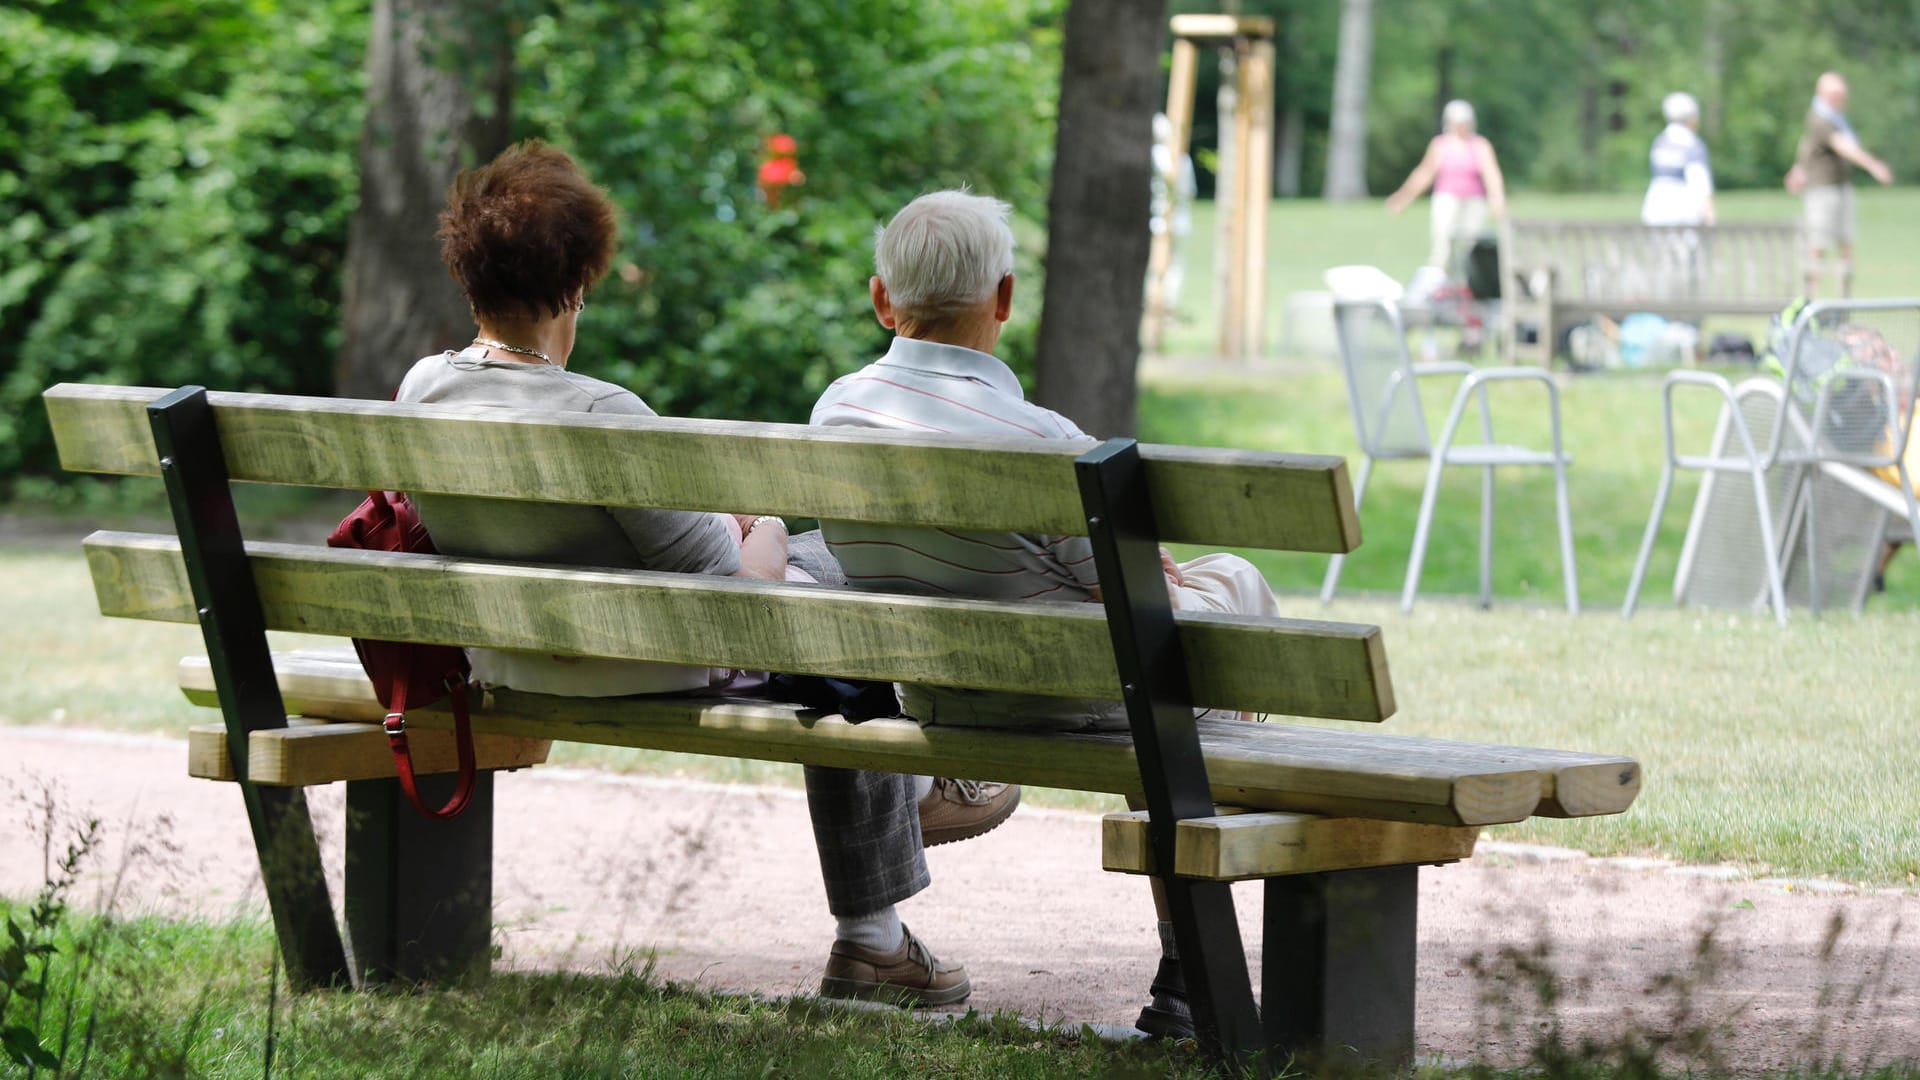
1624, 298, 1920, 621
1321, 291, 1580, 613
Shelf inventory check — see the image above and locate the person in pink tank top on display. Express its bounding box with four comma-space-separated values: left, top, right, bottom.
1386, 99, 1508, 273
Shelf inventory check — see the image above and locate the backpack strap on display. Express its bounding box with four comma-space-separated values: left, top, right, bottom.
382, 669, 478, 820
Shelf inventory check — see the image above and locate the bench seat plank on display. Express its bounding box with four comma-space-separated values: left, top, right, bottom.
1100, 809, 1479, 880
177, 650, 1639, 827
89, 531, 1394, 723
187, 719, 552, 785
45, 384, 1359, 554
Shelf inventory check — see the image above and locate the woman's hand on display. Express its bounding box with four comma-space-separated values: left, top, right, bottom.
733, 514, 789, 580
1160, 548, 1185, 586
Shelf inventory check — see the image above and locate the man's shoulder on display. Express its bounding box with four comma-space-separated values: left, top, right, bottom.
811, 355, 1086, 441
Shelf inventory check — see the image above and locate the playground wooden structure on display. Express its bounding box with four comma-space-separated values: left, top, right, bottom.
1147, 14, 1275, 359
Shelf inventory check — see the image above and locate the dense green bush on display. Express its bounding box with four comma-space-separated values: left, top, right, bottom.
0, 1, 1062, 496
0, 1, 366, 489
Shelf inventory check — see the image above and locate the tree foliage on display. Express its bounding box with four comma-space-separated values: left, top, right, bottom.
515, 0, 1060, 425
1178, 0, 1920, 197
0, 0, 1061, 491
0, 0, 365, 484
8, 0, 1920, 491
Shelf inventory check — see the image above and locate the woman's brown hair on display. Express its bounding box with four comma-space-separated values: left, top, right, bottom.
437, 140, 617, 321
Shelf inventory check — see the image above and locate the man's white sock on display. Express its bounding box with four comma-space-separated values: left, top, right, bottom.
1158, 919, 1179, 960
836, 906, 906, 952
912, 775, 935, 802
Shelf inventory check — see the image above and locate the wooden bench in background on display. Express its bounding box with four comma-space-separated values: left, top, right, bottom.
48, 382, 1640, 1071
1500, 219, 1802, 364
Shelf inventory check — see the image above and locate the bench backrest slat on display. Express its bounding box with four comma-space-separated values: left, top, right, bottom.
47, 385, 1359, 554
85, 532, 1395, 722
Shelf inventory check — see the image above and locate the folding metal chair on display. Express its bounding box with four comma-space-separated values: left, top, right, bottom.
1320, 292, 1580, 613
1624, 298, 1920, 621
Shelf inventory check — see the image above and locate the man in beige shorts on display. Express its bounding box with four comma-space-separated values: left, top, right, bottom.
1786, 72, 1893, 297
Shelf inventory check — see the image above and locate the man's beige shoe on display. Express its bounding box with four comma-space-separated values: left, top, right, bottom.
820, 925, 971, 1006
918, 778, 1020, 847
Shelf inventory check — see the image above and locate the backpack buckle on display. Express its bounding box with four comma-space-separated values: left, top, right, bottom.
383, 711, 406, 737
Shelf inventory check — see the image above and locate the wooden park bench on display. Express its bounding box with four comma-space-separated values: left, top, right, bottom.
46, 382, 1641, 1071
1500, 219, 1802, 364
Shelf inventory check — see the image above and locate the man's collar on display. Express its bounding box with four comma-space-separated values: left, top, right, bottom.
876, 336, 1026, 398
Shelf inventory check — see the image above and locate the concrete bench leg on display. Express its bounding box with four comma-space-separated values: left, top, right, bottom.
1262, 864, 1418, 1068
344, 771, 495, 983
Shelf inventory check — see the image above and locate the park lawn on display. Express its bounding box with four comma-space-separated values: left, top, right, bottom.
5, 538, 1917, 885
1157, 187, 1920, 358
0, 907, 1212, 1079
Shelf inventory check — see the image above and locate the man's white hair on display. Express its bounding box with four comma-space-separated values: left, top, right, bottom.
873, 190, 1015, 319
1441, 99, 1475, 130
1663, 91, 1700, 124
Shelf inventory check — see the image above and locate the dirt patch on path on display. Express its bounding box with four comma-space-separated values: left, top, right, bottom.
3, 726, 1914, 1070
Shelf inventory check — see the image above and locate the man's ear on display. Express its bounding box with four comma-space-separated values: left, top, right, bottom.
994, 273, 1015, 323
870, 276, 897, 329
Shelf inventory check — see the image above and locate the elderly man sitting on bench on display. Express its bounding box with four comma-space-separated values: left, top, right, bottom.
811, 189, 1290, 1039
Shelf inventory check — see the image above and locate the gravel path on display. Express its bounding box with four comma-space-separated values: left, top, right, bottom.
3, 725, 1914, 1070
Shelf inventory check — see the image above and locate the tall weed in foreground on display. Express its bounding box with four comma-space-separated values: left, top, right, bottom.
1461, 909, 1916, 1080
1, 785, 98, 1071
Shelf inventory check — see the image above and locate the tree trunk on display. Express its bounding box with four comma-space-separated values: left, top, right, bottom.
1276, 101, 1303, 197
1273, 12, 1303, 199
1702, 0, 1726, 138
1033, 0, 1166, 438
1322, 0, 1373, 201
335, 0, 515, 399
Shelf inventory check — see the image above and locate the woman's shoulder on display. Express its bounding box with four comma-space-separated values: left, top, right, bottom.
562, 369, 657, 416
395, 351, 652, 415
394, 352, 458, 403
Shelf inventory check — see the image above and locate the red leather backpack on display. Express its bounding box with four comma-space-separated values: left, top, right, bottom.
327, 490, 477, 819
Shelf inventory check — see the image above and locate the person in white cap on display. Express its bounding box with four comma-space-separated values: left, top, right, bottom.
1641, 92, 1716, 227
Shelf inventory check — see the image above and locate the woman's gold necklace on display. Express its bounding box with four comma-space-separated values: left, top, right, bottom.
472, 337, 553, 364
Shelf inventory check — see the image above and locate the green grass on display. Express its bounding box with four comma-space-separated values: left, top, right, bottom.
1157, 187, 1920, 357
0, 906, 1213, 1078
1316, 599, 1920, 884
5, 904, 1915, 1079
